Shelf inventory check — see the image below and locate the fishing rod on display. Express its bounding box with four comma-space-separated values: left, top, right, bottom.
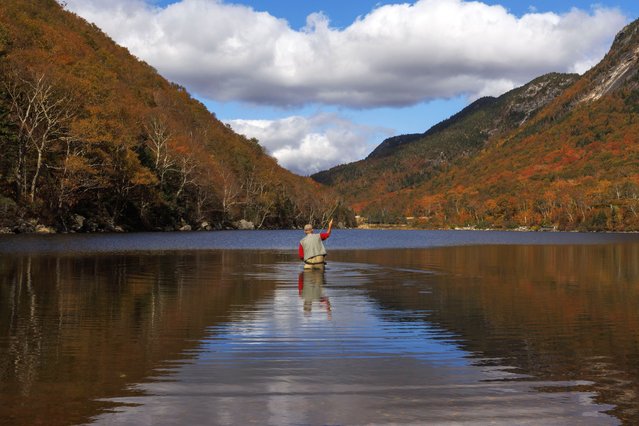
321, 201, 340, 229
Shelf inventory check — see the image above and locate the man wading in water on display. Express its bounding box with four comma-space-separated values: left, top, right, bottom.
299, 219, 333, 269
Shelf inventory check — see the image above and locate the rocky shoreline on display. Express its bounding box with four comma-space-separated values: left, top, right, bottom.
0, 219, 626, 235
0, 216, 265, 235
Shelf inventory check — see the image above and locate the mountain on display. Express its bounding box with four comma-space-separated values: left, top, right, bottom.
312, 73, 578, 217
314, 18, 639, 231
0, 0, 353, 232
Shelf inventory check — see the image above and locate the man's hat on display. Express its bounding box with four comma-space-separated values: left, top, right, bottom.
304, 224, 313, 232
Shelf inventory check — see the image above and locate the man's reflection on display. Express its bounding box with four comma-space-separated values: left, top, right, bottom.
298, 270, 331, 318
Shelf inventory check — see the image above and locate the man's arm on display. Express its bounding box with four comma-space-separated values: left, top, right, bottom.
299, 243, 304, 259
320, 218, 333, 240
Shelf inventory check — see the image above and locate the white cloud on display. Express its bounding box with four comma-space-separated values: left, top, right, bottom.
471, 78, 517, 100
63, 0, 627, 108
227, 114, 392, 175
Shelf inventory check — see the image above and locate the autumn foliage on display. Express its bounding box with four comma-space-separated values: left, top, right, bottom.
0, 0, 353, 232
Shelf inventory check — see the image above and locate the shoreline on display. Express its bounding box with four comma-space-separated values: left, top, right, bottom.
1, 223, 638, 235
354, 224, 639, 233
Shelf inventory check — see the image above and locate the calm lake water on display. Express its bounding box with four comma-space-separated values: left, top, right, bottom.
1, 230, 639, 425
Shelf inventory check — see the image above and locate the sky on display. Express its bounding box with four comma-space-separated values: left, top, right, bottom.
62, 0, 639, 175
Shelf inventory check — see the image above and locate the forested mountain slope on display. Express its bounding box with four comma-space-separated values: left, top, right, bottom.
312, 73, 578, 217
315, 18, 639, 231
0, 0, 352, 232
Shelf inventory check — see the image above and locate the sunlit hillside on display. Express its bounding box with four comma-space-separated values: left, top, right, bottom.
0, 0, 353, 232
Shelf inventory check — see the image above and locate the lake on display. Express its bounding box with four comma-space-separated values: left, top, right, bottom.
1, 230, 639, 425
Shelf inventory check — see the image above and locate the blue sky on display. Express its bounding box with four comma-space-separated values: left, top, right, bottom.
65, 0, 639, 175
149, 1, 639, 29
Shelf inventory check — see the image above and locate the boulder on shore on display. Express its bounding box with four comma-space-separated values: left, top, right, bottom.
234, 219, 255, 230
198, 221, 212, 231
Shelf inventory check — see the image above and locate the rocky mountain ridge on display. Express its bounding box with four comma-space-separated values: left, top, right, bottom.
579, 20, 639, 104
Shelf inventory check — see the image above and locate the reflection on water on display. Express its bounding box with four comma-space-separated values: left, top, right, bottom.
1, 239, 638, 424
0, 252, 285, 425
89, 261, 613, 425
298, 270, 331, 318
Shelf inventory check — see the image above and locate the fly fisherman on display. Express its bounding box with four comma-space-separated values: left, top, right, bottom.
298, 219, 333, 269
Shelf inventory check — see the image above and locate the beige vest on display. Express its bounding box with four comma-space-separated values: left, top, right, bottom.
300, 234, 327, 261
